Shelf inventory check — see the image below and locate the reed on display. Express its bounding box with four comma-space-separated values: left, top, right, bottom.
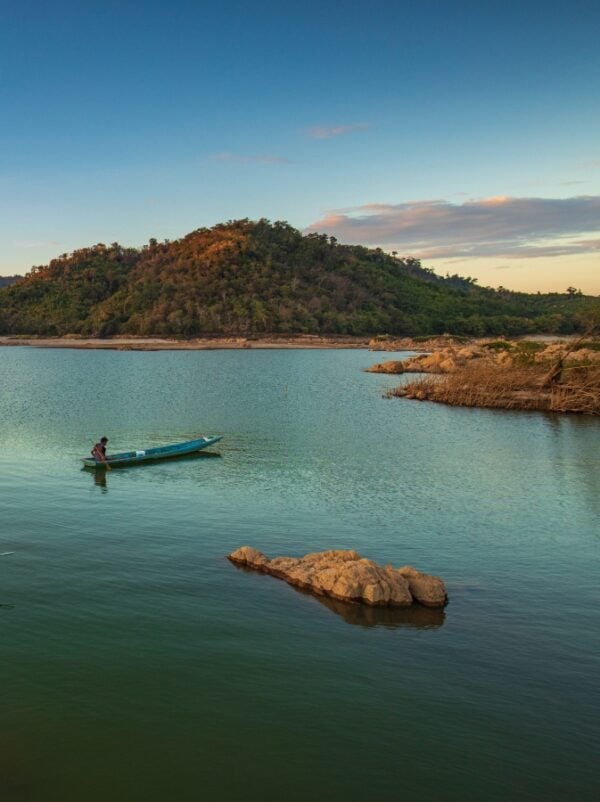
551, 365, 600, 414
389, 359, 600, 415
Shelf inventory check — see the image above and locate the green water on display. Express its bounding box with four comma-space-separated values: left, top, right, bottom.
0, 347, 598, 802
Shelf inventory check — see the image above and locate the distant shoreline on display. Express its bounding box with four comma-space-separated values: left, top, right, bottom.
0, 335, 377, 351
0, 334, 575, 352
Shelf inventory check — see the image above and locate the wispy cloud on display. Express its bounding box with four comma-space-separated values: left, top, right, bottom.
209, 151, 291, 164
307, 123, 371, 140
306, 195, 600, 259
572, 159, 600, 172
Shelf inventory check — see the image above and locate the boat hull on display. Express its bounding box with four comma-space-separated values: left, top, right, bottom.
82, 436, 222, 468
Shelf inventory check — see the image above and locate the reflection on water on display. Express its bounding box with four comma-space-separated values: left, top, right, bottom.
92, 470, 107, 491
84, 449, 222, 492
231, 563, 446, 628
304, 587, 446, 629
542, 413, 600, 515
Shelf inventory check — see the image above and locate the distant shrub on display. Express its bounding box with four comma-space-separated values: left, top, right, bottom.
515, 341, 545, 352
411, 334, 469, 343
483, 341, 514, 351
441, 333, 471, 343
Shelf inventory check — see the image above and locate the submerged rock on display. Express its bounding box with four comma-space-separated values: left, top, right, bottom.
228, 547, 447, 608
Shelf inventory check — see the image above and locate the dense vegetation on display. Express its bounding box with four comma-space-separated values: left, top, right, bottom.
0, 220, 597, 337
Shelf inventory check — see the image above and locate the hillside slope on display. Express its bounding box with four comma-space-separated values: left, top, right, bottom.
0, 220, 596, 336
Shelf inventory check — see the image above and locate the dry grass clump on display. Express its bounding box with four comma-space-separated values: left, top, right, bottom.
551, 365, 600, 414
389, 359, 600, 415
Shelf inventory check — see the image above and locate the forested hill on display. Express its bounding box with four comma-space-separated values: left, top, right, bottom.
0, 219, 596, 337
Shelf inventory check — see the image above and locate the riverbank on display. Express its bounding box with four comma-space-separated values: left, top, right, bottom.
0, 334, 375, 351
0, 333, 577, 351
371, 339, 600, 415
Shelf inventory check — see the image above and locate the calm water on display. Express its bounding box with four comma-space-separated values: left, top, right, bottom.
0, 347, 598, 802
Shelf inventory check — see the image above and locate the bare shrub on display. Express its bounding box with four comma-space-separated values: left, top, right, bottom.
551, 366, 600, 414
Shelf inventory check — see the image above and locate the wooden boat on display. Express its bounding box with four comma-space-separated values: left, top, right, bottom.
81, 435, 222, 468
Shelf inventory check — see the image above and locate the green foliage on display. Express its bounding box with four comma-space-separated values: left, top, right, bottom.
483, 340, 514, 351
0, 220, 598, 337
515, 341, 546, 352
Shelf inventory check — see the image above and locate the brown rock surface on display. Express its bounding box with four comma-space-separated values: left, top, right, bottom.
228, 547, 447, 608
365, 360, 406, 374
398, 565, 448, 607
368, 348, 466, 375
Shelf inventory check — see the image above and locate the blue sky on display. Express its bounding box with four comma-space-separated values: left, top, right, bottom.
1, 0, 599, 292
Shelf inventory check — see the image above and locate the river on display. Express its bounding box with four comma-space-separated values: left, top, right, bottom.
0, 347, 598, 801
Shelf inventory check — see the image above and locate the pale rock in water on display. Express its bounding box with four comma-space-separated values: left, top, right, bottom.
228, 547, 447, 608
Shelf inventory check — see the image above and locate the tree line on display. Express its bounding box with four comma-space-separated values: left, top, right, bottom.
0, 220, 596, 337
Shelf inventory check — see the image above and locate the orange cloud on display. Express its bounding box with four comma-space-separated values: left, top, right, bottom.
306, 196, 600, 259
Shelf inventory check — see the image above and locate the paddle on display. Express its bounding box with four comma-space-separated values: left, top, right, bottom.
92, 443, 111, 471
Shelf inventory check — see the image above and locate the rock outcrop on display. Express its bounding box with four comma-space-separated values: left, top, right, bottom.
228, 547, 447, 608
367, 345, 482, 375
397, 565, 449, 607
370, 340, 600, 377
365, 360, 407, 374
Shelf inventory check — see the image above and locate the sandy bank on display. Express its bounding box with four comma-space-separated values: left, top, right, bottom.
0, 335, 374, 351
0, 333, 583, 353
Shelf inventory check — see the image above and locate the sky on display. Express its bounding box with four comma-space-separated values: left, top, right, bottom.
1, 0, 599, 293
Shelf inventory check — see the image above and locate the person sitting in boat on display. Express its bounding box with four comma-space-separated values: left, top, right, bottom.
91, 437, 109, 462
